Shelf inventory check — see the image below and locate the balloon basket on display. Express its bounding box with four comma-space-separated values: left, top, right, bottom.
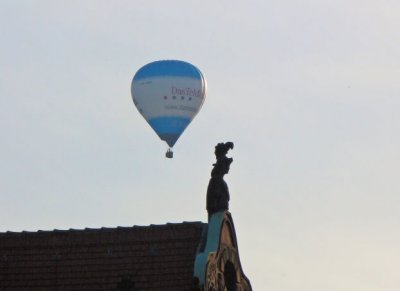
165, 148, 173, 158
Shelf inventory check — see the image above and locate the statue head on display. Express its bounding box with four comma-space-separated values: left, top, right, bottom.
211, 142, 234, 178
214, 142, 234, 160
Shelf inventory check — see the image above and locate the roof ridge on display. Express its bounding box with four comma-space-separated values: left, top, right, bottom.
0, 221, 206, 235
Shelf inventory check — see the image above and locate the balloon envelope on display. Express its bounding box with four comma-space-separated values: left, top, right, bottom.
131, 60, 206, 147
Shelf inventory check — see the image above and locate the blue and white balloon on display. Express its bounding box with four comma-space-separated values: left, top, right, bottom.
131, 60, 206, 155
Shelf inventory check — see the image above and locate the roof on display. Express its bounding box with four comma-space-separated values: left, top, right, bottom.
0, 222, 206, 290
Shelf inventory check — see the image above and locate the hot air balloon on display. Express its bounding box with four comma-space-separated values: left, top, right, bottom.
131, 60, 207, 158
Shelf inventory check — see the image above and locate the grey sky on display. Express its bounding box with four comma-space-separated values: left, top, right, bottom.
1, 1, 399, 290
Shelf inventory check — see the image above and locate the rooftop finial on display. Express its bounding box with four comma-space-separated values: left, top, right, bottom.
206, 142, 234, 219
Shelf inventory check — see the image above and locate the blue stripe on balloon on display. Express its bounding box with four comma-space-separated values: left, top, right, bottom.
133, 60, 203, 81
148, 116, 191, 147
148, 116, 191, 134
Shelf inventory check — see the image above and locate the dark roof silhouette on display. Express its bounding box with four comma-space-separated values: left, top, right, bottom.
0, 222, 206, 290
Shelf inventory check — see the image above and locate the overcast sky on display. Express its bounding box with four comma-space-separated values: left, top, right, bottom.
1, 1, 399, 290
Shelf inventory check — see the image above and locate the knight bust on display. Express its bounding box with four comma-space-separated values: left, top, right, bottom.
206, 142, 234, 219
